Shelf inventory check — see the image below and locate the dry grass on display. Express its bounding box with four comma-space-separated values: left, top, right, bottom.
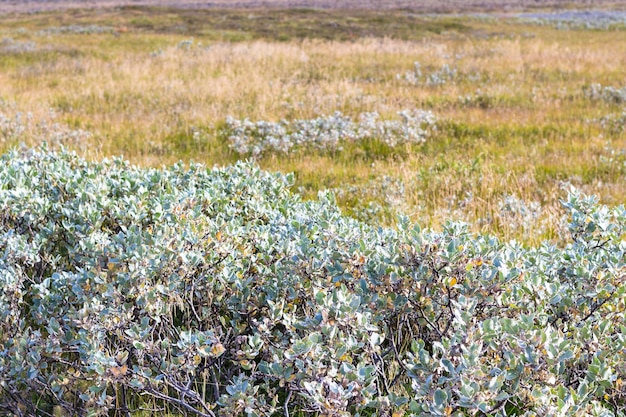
1, 7, 626, 243
2, 0, 625, 14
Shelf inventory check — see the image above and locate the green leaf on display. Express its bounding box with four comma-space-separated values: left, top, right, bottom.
434, 389, 447, 406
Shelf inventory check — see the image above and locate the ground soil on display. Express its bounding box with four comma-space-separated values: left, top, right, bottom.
1, 0, 626, 14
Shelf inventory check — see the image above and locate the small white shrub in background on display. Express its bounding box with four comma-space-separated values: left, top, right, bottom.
37, 25, 115, 35
223, 109, 437, 156
583, 83, 626, 104
398, 61, 460, 86
0, 37, 36, 53
0, 105, 92, 147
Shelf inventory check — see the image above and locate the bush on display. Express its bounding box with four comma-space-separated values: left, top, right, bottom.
583, 84, 626, 105
222, 110, 436, 157
1, 147, 626, 416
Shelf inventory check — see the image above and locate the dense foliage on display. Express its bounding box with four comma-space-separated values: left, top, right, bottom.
1, 147, 626, 416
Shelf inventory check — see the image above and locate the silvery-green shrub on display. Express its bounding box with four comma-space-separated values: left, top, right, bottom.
223, 110, 436, 157
1, 147, 625, 416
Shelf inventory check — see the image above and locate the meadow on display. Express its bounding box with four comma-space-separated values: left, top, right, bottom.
0, 6, 625, 243
1, 4, 626, 416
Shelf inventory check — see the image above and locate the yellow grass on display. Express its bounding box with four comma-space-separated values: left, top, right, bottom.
1, 8, 626, 244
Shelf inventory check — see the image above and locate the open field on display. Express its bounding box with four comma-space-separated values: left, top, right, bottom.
2, 0, 626, 14
2, 6, 626, 243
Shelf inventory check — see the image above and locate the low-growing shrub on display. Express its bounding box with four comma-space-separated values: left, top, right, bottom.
37, 25, 115, 36
517, 11, 626, 30
1, 147, 626, 416
0, 110, 31, 143
0, 37, 36, 54
398, 62, 459, 87
0, 107, 92, 147
583, 84, 626, 105
222, 110, 436, 157
600, 110, 626, 135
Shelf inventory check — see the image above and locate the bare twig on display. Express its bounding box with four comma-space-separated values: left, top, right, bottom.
284, 389, 292, 417
142, 386, 217, 417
